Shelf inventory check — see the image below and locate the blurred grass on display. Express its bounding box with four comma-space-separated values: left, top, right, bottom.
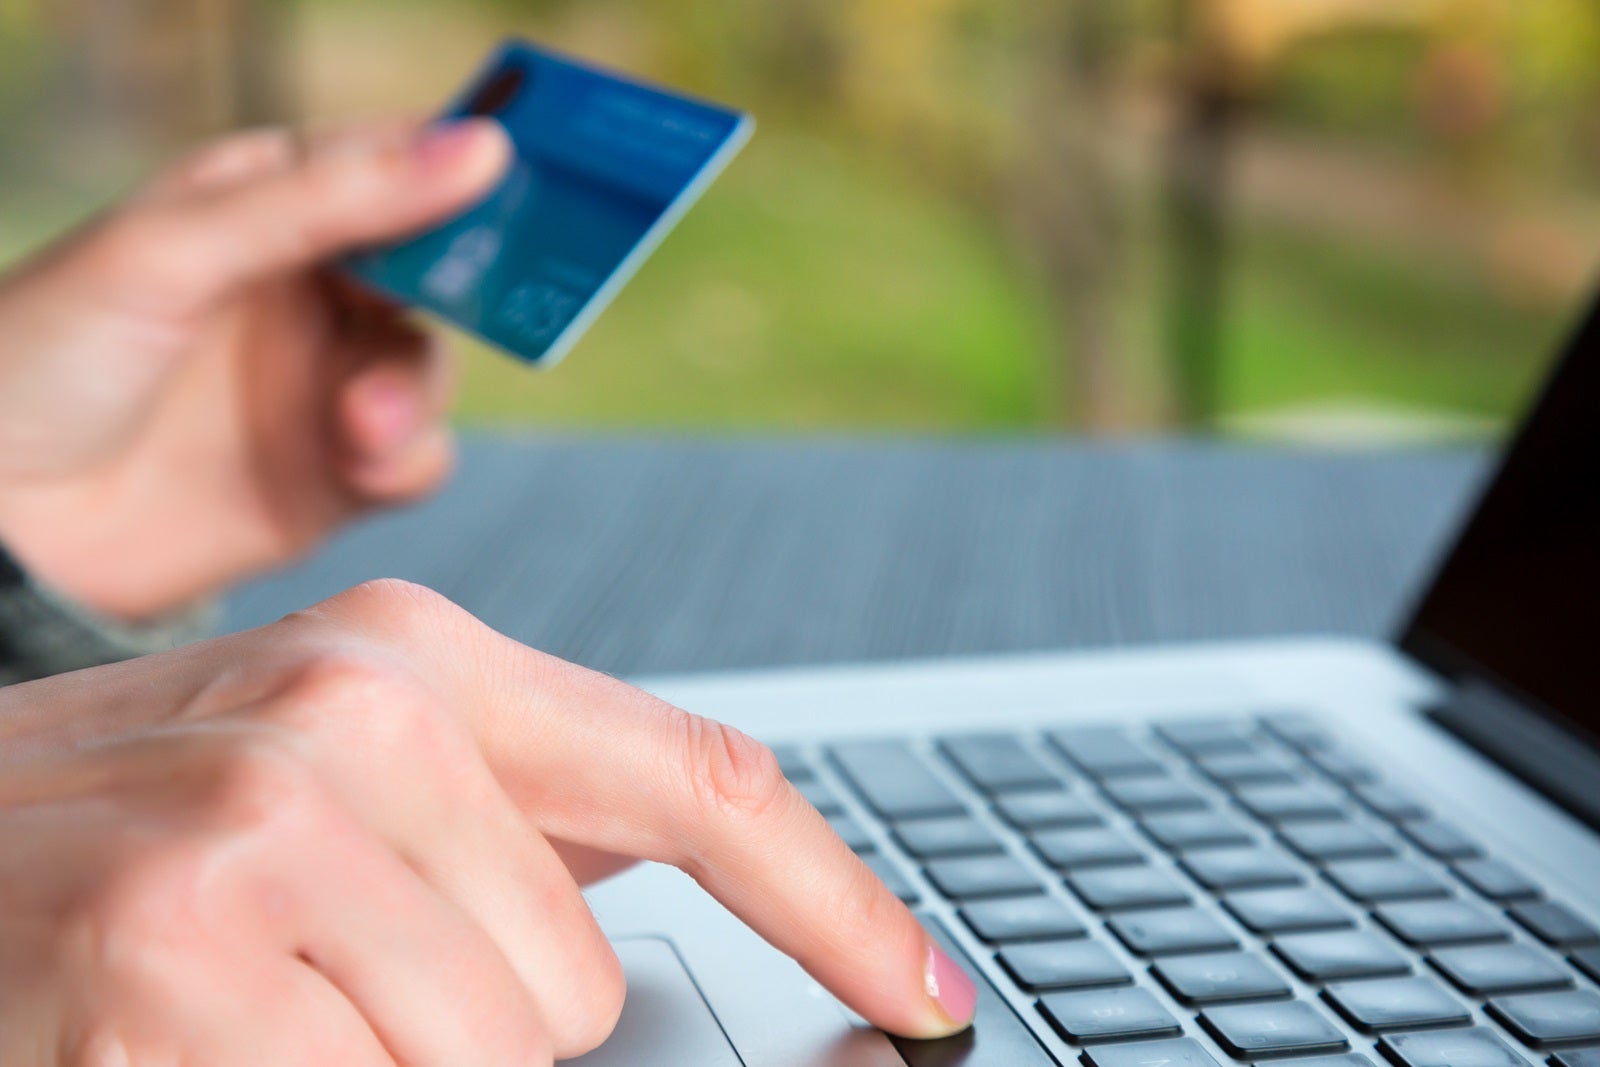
1222, 223, 1558, 421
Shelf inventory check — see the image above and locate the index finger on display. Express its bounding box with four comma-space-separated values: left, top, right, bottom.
466, 638, 978, 1038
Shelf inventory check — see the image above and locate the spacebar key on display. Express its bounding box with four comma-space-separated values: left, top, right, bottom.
889, 914, 1058, 1066
829, 741, 967, 819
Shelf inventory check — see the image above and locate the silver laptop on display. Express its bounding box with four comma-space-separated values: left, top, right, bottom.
574, 299, 1600, 1066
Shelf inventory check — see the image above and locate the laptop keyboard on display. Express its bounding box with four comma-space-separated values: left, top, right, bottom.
771, 715, 1600, 1065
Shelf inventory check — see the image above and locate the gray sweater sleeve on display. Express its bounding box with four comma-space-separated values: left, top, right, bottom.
0, 548, 215, 685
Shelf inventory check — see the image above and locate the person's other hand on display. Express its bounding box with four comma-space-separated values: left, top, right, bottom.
0, 580, 976, 1063
0, 120, 510, 621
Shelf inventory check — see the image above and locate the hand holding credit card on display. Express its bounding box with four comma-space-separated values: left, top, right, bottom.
345, 39, 753, 366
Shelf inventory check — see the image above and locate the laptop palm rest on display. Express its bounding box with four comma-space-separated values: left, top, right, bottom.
569, 937, 745, 1066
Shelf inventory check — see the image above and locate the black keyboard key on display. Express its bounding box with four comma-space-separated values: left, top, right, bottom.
924, 856, 1041, 900
1236, 782, 1346, 824
1048, 728, 1166, 779
1037, 987, 1181, 1043
1353, 782, 1428, 823
1451, 858, 1542, 902
1400, 819, 1482, 861
1200, 1001, 1349, 1058
1152, 951, 1292, 1004
1487, 990, 1600, 1048
827, 814, 876, 852
1279, 820, 1397, 862
1066, 867, 1190, 911
1377, 1027, 1524, 1066
771, 744, 816, 782
893, 913, 1058, 1067
1101, 776, 1209, 814
1108, 908, 1238, 956
863, 852, 919, 904
1031, 827, 1145, 870
1512, 902, 1600, 948
939, 734, 1061, 793
1193, 750, 1299, 787
1325, 859, 1451, 902
796, 779, 845, 816
1551, 1051, 1600, 1067
1375, 900, 1508, 946
1323, 976, 1472, 1032
1274, 930, 1411, 981
1155, 720, 1254, 754
1260, 713, 1335, 751
1082, 1039, 1223, 1067
894, 817, 1004, 859
960, 896, 1087, 943
1224, 887, 1354, 934
1307, 748, 1381, 784
1429, 943, 1574, 996
1572, 946, 1600, 983
1030, 831, 1145, 870
1140, 810, 1254, 851
998, 939, 1130, 991
1180, 847, 1302, 891
829, 741, 965, 820
994, 790, 1102, 831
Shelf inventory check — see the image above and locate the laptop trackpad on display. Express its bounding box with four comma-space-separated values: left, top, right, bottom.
568, 937, 744, 1067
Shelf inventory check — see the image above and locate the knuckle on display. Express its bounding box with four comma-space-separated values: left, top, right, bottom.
674, 713, 788, 824
296, 150, 365, 204
89, 209, 173, 282
491, 1026, 553, 1067
60, 1023, 134, 1067
262, 649, 465, 762
458, 989, 553, 1067
293, 145, 401, 239
312, 577, 461, 631
547, 945, 626, 1058
61, 744, 327, 993
281, 580, 480, 659
66, 842, 210, 983
269, 649, 413, 714
199, 736, 323, 833
81, 207, 206, 317
846, 851, 913, 943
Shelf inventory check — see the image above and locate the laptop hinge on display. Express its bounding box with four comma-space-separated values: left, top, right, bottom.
1428, 677, 1600, 832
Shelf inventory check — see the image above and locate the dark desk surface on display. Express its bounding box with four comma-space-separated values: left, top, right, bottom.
223, 437, 1486, 678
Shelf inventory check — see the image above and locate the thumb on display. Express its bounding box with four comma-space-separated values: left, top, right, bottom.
100, 119, 511, 315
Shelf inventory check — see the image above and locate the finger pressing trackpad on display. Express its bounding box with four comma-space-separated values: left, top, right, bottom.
567, 937, 744, 1066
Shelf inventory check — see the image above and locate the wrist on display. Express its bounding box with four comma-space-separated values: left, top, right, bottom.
0, 538, 216, 684
0, 476, 222, 623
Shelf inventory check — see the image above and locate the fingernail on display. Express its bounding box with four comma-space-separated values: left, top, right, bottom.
357, 374, 421, 452
923, 943, 977, 1031
412, 119, 493, 171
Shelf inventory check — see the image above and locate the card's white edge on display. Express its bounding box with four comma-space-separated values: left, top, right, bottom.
530, 112, 757, 370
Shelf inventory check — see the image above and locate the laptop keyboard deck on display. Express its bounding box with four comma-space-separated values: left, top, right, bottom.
772, 714, 1600, 1066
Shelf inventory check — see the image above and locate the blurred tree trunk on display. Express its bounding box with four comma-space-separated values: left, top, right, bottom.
1165, 0, 1239, 429
766, 0, 844, 105
224, 0, 298, 128
1011, 0, 1128, 432
52, 0, 295, 151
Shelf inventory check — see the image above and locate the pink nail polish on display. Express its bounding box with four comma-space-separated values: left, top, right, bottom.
358, 374, 420, 451
413, 119, 491, 170
924, 943, 977, 1029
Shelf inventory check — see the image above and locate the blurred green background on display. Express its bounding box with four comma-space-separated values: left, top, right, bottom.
2, 0, 1598, 439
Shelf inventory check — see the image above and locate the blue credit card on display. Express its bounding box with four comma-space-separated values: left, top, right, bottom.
344, 39, 753, 366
